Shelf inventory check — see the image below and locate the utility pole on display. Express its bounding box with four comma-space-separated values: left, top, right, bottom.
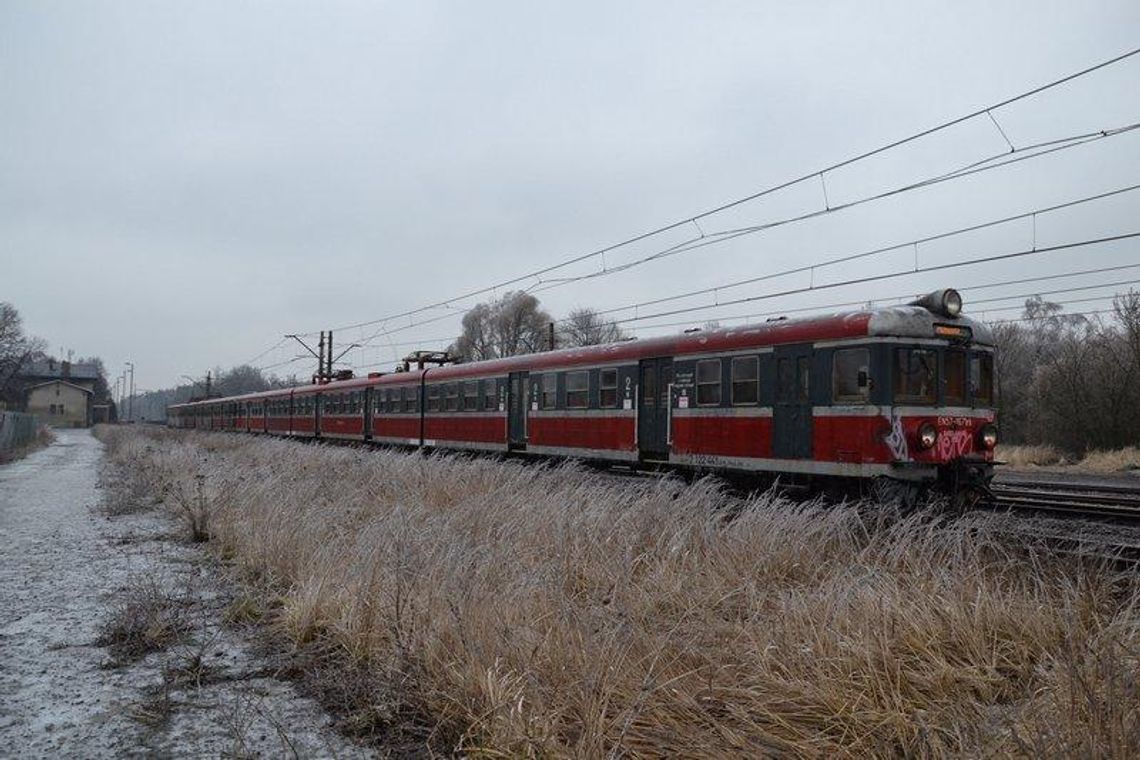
125, 361, 135, 423
287, 333, 326, 383
118, 370, 127, 418
285, 331, 359, 384
205, 371, 211, 398
318, 332, 325, 381
549, 322, 556, 351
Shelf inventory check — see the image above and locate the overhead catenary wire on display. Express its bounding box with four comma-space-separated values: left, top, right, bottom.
344, 118, 1140, 347
594, 232, 1140, 328
526, 123, 1140, 293
343, 124, 1137, 353
292, 48, 1140, 339
349, 183, 1140, 349
624, 268, 1140, 333
559, 180, 1140, 322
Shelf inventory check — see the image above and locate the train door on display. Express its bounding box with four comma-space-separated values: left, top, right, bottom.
363, 388, 374, 440
638, 357, 673, 461
774, 344, 813, 458
508, 371, 528, 450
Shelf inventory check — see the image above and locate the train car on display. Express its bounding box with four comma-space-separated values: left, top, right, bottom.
167, 289, 998, 499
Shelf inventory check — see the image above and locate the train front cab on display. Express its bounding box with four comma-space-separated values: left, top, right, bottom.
882, 339, 997, 494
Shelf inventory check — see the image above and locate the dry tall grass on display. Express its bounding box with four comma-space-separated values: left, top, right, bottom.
997, 443, 1066, 468
1080, 446, 1140, 473
999, 443, 1140, 474
97, 426, 1140, 757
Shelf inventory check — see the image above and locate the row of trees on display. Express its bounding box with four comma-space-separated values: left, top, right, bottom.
995, 293, 1140, 452
127, 365, 298, 422
450, 291, 628, 361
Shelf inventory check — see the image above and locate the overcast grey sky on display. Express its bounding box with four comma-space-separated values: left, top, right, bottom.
3, 1, 1138, 391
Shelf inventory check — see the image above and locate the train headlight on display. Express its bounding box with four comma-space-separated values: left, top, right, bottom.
918, 423, 938, 450
979, 424, 999, 450
942, 289, 962, 317
910, 288, 964, 318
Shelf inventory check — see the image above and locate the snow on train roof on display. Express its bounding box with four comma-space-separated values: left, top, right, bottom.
170, 302, 992, 408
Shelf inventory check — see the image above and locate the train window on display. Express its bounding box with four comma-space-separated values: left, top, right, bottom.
893, 348, 938, 404
566, 371, 589, 409
696, 360, 722, 406
387, 388, 399, 413
464, 381, 478, 411
833, 348, 870, 403
445, 384, 459, 412
944, 350, 967, 405
406, 387, 418, 413
641, 366, 656, 407
970, 353, 994, 405
731, 357, 759, 405
484, 380, 497, 411
428, 386, 440, 412
600, 369, 619, 408
542, 374, 557, 409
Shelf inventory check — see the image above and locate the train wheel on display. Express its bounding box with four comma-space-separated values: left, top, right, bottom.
869, 477, 921, 512
949, 483, 991, 515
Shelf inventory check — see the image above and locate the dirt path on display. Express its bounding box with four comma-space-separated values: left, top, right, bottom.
0, 430, 372, 757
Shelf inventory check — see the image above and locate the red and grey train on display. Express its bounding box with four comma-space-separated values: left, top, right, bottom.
167, 289, 998, 497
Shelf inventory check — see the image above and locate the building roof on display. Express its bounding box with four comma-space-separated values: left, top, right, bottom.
27, 380, 95, 395
20, 360, 101, 381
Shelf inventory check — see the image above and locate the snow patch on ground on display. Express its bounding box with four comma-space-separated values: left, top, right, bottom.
0, 430, 373, 758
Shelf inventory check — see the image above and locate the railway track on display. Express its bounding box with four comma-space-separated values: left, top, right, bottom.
990, 480, 1140, 521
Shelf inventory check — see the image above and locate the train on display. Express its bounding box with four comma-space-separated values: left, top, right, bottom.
167, 289, 998, 502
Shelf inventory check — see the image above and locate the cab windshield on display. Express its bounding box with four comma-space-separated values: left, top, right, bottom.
893, 348, 938, 404
971, 353, 994, 405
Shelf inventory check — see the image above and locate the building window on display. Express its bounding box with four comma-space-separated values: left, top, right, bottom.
566, 371, 589, 409
445, 384, 459, 412
541, 374, 557, 409
833, 348, 870, 403
600, 369, 619, 408
464, 381, 478, 411
696, 359, 721, 406
731, 357, 759, 405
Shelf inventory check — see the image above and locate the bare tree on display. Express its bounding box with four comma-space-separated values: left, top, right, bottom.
557, 308, 628, 348
452, 291, 553, 361
0, 302, 46, 405
994, 293, 1140, 452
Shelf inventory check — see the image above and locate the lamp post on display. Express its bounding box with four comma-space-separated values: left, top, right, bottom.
124, 362, 135, 423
